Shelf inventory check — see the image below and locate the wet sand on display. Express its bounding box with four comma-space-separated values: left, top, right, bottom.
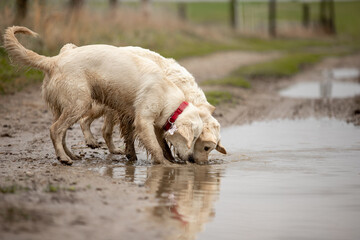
1, 52, 360, 240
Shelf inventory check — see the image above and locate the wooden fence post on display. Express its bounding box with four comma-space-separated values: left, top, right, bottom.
302, 2, 310, 28
268, 0, 276, 37
328, 0, 336, 34
319, 0, 336, 34
178, 3, 187, 21
14, 0, 28, 24
230, 0, 238, 29
109, 0, 118, 8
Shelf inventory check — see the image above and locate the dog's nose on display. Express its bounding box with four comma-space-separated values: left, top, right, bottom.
188, 155, 195, 163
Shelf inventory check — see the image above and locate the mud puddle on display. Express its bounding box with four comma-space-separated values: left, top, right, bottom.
279, 67, 360, 99
85, 118, 360, 240
332, 68, 360, 79
279, 81, 360, 99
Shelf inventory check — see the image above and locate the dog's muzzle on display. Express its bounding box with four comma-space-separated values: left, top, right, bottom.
188, 155, 195, 163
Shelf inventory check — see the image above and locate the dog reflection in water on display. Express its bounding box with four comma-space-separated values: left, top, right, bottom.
102, 164, 223, 239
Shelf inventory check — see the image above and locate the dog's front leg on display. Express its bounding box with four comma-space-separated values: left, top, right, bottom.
135, 117, 168, 164
155, 127, 174, 162
123, 122, 137, 162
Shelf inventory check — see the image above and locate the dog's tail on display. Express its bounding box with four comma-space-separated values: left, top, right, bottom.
3, 26, 54, 73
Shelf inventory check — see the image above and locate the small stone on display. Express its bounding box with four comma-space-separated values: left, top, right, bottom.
26, 171, 34, 177
52, 162, 58, 166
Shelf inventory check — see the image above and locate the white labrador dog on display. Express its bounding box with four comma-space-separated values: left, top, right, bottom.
4, 26, 204, 165
75, 46, 227, 164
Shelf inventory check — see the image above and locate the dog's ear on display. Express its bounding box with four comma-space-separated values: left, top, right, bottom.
199, 103, 216, 115
204, 103, 216, 114
216, 141, 227, 154
207, 103, 216, 114
177, 124, 194, 149
200, 131, 217, 145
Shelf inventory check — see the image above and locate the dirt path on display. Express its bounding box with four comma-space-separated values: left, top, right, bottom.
207, 53, 360, 127
179, 51, 279, 82
1, 50, 359, 240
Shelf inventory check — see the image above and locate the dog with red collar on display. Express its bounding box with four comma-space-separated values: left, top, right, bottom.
4, 26, 204, 165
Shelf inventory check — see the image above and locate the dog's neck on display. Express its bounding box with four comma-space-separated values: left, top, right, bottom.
155, 83, 186, 129
157, 98, 185, 129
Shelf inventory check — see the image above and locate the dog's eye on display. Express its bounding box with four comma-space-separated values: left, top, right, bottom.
204, 146, 210, 151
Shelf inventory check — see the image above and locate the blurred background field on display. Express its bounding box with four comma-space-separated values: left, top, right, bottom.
0, 0, 359, 94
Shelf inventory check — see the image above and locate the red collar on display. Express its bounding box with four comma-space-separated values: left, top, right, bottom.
163, 101, 189, 131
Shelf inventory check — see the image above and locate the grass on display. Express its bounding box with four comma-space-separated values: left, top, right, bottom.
45, 184, 60, 193
183, 1, 360, 38
0, 1, 359, 94
0, 47, 43, 94
202, 51, 333, 88
236, 52, 327, 78
0, 184, 30, 194
44, 184, 78, 193
203, 76, 251, 88
205, 90, 233, 106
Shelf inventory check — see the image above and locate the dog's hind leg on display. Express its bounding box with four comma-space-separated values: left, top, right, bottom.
80, 105, 104, 149
50, 106, 90, 165
102, 111, 124, 154
63, 131, 81, 160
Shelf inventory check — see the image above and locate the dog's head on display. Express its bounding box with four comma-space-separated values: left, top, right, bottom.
193, 115, 227, 164
164, 103, 203, 162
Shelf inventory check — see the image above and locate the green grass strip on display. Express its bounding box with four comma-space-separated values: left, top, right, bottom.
235, 52, 327, 78
202, 76, 251, 88
205, 90, 233, 106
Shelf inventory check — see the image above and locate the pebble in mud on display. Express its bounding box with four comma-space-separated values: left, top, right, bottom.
26, 171, 34, 177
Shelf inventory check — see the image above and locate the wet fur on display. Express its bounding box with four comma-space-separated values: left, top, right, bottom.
3, 26, 203, 165
77, 46, 227, 163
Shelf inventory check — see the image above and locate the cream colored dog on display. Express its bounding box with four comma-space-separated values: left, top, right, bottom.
4, 26, 204, 165
77, 46, 227, 163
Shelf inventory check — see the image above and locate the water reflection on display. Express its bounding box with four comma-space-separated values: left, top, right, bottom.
87, 118, 360, 240
279, 81, 360, 99
280, 68, 360, 99
332, 68, 360, 79
99, 163, 225, 240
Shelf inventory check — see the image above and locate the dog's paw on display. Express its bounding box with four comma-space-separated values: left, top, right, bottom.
86, 141, 100, 149
71, 154, 82, 160
110, 148, 125, 155
57, 156, 73, 166
126, 154, 138, 162
152, 157, 170, 165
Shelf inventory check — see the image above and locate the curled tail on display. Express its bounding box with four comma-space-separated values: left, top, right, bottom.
3, 26, 54, 73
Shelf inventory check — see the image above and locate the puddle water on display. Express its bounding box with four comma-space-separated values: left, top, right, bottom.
332, 68, 360, 79
90, 118, 360, 240
279, 81, 360, 99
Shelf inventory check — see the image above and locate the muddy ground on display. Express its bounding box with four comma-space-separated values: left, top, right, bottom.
0, 51, 360, 240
